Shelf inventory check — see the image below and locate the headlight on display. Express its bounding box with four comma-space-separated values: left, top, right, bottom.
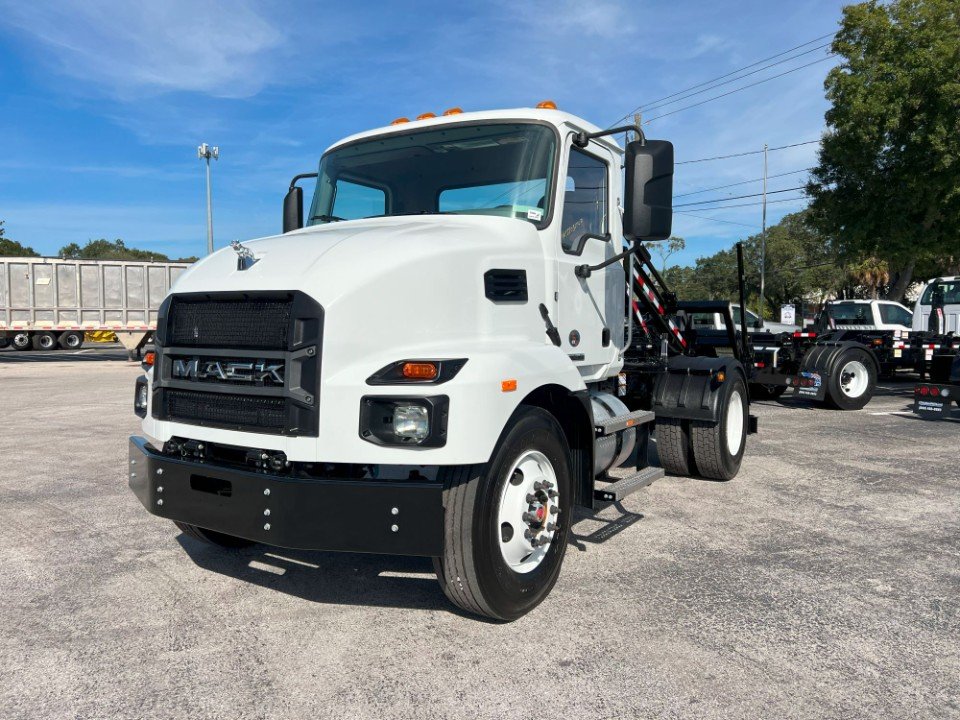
393, 405, 429, 441
359, 396, 449, 447
134, 375, 149, 417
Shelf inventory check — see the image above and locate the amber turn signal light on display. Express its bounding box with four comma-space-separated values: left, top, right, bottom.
143, 351, 156, 366
501, 379, 518, 392
402, 362, 438, 380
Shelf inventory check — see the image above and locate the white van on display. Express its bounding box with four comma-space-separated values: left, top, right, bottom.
913, 277, 960, 333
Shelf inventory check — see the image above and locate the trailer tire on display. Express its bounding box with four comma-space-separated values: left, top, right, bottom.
690, 374, 748, 481
31, 332, 59, 351
12, 332, 32, 351
173, 521, 254, 548
655, 417, 693, 476
823, 348, 876, 410
749, 383, 786, 401
0, 336, 8, 349
58, 331, 84, 350
433, 406, 572, 621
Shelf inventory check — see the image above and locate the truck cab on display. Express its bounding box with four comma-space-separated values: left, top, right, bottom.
129, 105, 750, 620
817, 299, 913, 332
914, 277, 960, 333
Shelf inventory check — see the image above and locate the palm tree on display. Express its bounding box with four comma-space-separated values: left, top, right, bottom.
848, 257, 890, 299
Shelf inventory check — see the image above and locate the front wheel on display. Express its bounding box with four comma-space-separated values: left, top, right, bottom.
433, 406, 572, 621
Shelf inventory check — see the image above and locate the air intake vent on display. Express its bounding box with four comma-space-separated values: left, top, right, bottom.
168, 296, 292, 350
484, 269, 528, 302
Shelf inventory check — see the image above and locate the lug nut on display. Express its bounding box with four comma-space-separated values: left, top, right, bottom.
524, 529, 537, 541
526, 493, 537, 504
550, 506, 559, 515
548, 490, 559, 499
547, 522, 557, 532
522, 511, 539, 524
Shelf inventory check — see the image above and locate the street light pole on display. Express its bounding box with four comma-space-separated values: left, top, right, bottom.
759, 143, 768, 321
197, 143, 219, 255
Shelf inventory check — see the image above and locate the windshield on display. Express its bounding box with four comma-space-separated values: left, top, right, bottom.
920, 280, 960, 305
307, 122, 557, 227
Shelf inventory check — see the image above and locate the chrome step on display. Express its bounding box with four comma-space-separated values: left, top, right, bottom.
594, 409, 655, 436
594, 466, 665, 502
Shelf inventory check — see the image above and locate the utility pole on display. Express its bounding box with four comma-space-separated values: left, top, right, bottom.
197, 143, 219, 255
759, 143, 768, 321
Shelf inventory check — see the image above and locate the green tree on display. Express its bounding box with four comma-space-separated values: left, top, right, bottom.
808, 0, 960, 301
0, 220, 39, 257
650, 236, 686, 271
58, 239, 171, 262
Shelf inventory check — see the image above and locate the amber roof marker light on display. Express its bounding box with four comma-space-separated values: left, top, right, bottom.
536, 100, 558, 110
416, 112, 437, 120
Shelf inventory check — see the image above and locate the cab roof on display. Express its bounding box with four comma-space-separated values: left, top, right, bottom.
324, 107, 624, 156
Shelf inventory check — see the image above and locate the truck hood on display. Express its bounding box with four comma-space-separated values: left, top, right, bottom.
169, 214, 551, 365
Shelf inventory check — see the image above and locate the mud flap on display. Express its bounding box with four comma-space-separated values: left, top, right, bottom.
652, 355, 747, 423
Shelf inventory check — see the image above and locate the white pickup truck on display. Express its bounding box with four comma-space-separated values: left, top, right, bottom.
817, 299, 913, 332
687, 304, 798, 334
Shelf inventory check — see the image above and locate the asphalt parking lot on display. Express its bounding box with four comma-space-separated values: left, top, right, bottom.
1, 351, 957, 720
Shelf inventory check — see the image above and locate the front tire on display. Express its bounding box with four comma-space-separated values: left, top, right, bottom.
433, 406, 572, 621
173, 521, 254, 548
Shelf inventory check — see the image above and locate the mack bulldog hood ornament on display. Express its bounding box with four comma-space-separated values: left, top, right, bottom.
230, 239, 258, 271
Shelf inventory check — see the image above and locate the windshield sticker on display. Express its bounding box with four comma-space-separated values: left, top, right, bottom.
527, 209, 543, 221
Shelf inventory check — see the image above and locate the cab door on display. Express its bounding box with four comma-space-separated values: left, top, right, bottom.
555, 141, 624, 379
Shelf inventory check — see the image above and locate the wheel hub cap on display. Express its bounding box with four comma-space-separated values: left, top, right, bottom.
497, 450, 560, 574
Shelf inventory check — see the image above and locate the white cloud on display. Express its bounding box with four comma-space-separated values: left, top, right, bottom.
0, 0, 283, 98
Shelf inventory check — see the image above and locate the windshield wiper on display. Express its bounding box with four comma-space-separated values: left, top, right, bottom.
312, 214, 346, 223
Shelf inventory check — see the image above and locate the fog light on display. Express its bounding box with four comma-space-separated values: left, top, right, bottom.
393, 405, 429, 442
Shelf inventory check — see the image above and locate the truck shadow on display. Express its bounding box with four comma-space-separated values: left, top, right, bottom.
176, 534, 455, 614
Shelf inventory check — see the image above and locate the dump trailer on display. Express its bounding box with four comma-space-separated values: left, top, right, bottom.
128, 105, 759, 621
0, 257, 190, 356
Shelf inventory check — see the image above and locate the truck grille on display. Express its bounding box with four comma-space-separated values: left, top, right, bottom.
164, 389, 287, 431
167, 296, 292, 350
154, 291, 323, 436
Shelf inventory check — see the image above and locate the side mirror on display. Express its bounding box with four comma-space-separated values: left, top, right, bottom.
283, 186, 303, 234
623, 139, 674, 242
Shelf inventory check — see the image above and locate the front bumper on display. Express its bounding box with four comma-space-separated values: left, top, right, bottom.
127, 436, 444, 556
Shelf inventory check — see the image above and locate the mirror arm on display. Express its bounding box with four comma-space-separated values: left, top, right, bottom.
573, 124, 646, 148
576, 240, 644, 279
289, 172, 318, 191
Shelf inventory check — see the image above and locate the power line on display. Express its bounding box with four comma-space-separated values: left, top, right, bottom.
675, 168, 814, 198
638, 42, 833, 116
607, 31, 836, 128
674, 211, 761, 229
676, 139, 821, 165
643, 55, 836, 125
675, 185, 807, 208
675, 195, 808, 211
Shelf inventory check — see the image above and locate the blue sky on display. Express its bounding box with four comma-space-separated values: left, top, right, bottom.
0, 0, 846, 266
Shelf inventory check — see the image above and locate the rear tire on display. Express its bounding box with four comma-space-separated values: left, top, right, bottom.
690, 374, 748, 481
58, 331, 84, 349
173, 521, 254, 548
31, 332, 58, 351
655, 417, 693, 476
0, 336, 8, 349
433, 406, 572, 621
12, 332, 32, 351
823, 348, 876, 410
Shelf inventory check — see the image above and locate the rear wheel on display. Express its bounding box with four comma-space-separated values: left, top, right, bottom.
690, 374, 748, 481
58, 331, 84, 349
12, 332, 32, 351
433, 406, 572, 621
31, 332, 58, 351
173, 521, 254, 548
655, 417, 693, 476
823, 348, 876, 410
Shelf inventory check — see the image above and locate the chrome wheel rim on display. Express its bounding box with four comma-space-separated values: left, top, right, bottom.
496, 450, 560, 574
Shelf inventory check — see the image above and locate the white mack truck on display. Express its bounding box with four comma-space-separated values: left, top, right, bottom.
129, 104, 755, 620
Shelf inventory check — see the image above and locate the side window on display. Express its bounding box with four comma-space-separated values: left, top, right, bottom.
332, 180, 386, 220
879, 304, 912, 326
561, 148, 608, 254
